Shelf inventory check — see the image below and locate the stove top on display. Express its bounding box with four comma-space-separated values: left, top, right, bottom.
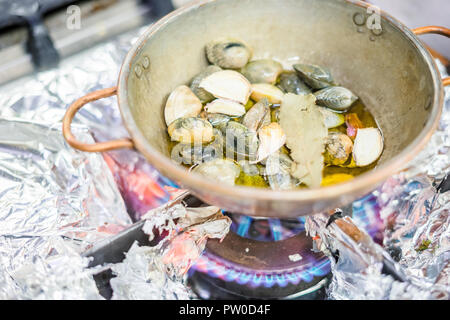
188, 214, 331, 299
0, 0, 174, 84
84, 195, 338, 300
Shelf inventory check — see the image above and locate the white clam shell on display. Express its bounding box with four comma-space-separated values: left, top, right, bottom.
253, 122, 286, 163
164, 85, 202, 126
204, 98, 246, 117
193, 159, 241, 186
251, 84, 285, 104
318, 107, 345, 129
352, 128, 383, 167
199, 70, 251, 104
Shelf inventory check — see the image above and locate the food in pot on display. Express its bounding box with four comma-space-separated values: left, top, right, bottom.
199, 70, 251, 104
193, 158, 241, 186
250, 83, 284, 104
242, 98, 271, 132
204, 98, 246, 117
205, 38, 252, 69
240, 59, 283, 84
280, 93, 328, 188
165, 38, 384, 189
190, 65, 222, 103
324, 132, 354, 166
164, 85, 202, 126
223, 121, 259, 159
293, 63, 334, 89
278, 71, 312, 95
352, 128, 384, 167
168, 117, 214, 143
314, 86, 358, 111
254, 122, 286, 163
318, 107, 345, 129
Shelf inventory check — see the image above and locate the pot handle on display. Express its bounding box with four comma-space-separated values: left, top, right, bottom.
62, 86, 134, 152
412, 26, 450, 86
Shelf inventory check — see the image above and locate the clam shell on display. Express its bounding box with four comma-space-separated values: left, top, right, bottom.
223, 121, 259, 160
171, 129, 223, 165
164, 85, 203, 126
253, 123, 286, 163
251, 84, 284, 104
314, 86, 358, 111
265, 153, 298, 190
318, 107, 345, 128
238, 160, 261, 176
206, 113, 231, 130
294, 63, 334, 89
205, 98, 246, 117
206, 39, 252, 69
352, 128, 383, 167
167, 117, 214, 144
324, 132, 353, 166
240, 59, 283, 84
242, 98, 271, 132
171, 143, 220, 165
193, 159, 241, 186
278, 72, 312, 95
190, 65, 222, 103
199, 70, 251, 104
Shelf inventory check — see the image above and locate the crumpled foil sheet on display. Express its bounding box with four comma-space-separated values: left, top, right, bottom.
0, 119, 131, 299
306, 61, 450, 300
109, 196, 231, 300
0, 28, 145, 299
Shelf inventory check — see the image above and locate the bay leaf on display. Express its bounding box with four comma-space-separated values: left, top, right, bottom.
279, 93, 327, 188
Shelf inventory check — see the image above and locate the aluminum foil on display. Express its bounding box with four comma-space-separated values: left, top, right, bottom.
306, 61, 450, 300
0, 28, 144, 299
110, 197, 231, 300
0, 119, 131, 299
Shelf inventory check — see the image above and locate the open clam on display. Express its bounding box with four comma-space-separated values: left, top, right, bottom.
324, 132, 353, 166
193, 158, 241, 186
164, 85, 202, 126
278, 72, 312, 95
199, 70, 251, 104
223, 121, 259, 161
242, 98, 271, 132
171, 129, 224, 165
318, 107, 345, 129
352, 128, 383, 167
206, 38, 252, 69
314, 86, 358, 111
240, 59, 283, 84
264, 153, 298, 190
190, 65, 222, 103
206, 113, 231, 130
168, 117, 214, 144
294, 63, 334, 89
253, 122, 286, 163
204, 98, 246, 117
251, 83, 284, 104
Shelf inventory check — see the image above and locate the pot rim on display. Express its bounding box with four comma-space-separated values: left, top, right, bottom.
116, 0, 444, 203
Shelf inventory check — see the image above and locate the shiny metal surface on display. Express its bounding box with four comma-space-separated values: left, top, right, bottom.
109, 0, 446, 218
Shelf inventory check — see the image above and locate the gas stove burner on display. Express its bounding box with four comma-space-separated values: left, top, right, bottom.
228, 214, 306, 242
188, 214, 331, 299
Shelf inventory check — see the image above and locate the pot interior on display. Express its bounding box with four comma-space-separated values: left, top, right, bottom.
125, 0, 435, 180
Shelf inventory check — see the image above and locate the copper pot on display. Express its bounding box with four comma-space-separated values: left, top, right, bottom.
62, 0, 449, 218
